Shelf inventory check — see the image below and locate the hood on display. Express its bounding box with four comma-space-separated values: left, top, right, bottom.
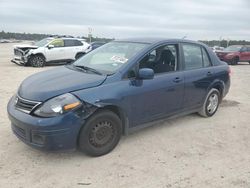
216, 51, 230, 56
215, 50, 225, 53
14, 44, 38, 51
18, 66, 107, 101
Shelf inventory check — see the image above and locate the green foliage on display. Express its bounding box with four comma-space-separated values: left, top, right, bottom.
0, 30, 248, 46
0, 30, 113, 42
0, 30, 50, 40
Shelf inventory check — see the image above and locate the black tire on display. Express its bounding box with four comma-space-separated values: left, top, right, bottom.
29, 55, 46, 67
198, 88, 220, 117
78, 110, 122, 156
75, 53, 85, 60
248, 61, 250, 65
231, 57, 238, 65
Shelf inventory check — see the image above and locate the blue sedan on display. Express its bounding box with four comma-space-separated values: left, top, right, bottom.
7, 38, 230, 156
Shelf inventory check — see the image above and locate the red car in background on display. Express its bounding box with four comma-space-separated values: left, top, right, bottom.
216, 45, 250, 65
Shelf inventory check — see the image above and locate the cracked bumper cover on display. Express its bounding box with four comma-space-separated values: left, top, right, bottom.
11, 55, 28, 65
7, 96, 86, 151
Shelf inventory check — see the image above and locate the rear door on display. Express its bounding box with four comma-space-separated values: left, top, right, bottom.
63, 39, 83, 60
181, 43, 214, 110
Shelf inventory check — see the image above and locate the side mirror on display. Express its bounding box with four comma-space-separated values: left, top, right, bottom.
47, 44, 54, 49
138, 68, 154, 80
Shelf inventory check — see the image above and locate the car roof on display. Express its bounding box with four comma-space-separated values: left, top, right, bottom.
46, 37, 82, 40
115, 37, 205, 46
227, 45, 250, 47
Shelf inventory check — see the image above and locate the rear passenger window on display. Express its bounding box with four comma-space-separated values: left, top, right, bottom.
183, 44, 203, 70
74, 40, 83, 46
202, 48, 211, 67
64, 40, 83, 47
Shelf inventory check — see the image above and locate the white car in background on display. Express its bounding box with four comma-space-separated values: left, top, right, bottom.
211, 46, 224, 53
11, 37, 90, 67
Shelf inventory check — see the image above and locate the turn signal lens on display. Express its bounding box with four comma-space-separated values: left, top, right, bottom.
63, 102, 81, 111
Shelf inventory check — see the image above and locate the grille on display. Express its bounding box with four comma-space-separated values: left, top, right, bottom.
14, 49, 23, 56
15, 95, 41, 114
12, 124, 26, 139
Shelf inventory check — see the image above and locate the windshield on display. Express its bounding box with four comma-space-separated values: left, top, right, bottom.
73, 41, 149, 74
35, 38, 53, 47
224, 46, 242, 52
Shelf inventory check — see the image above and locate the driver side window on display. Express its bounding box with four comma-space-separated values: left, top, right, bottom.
127, 44, 178, 78
139, 44, 178, 74
49, 39, 64, 47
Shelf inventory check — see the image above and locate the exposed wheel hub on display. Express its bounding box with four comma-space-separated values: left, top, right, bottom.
89, 121, 114, 147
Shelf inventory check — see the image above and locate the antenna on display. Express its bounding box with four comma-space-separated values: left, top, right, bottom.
182, 35, 187, 39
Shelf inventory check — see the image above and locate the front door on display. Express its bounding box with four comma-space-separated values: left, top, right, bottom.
45, 39, 66, 62
124, 43, 185, 126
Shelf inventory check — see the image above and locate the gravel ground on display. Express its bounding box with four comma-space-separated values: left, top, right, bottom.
0, 43, 250, 188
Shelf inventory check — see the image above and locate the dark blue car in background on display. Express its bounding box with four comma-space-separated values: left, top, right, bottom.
7, 38, 230, 156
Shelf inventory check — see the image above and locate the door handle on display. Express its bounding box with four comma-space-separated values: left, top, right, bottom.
173, 77, 182, 83
207, 71, 212, 76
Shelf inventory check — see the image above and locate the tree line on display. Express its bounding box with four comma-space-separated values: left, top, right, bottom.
1, 31, 249, 46
0, 31, 113, 43
199, 40, 250, 47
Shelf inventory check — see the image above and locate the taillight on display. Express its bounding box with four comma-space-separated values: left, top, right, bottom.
228, 66, 232, 77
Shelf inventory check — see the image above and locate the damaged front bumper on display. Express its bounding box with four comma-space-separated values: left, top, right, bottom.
11, 56, 28, 66
11, 48, 29, 66
7, 95, 98, 151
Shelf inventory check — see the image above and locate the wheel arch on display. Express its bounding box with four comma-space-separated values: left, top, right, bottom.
29, 53, 46, 61
75, 52, 86, 60
208, 81, 225, 102
234, 56, 240, 60
99, 105, 129, 135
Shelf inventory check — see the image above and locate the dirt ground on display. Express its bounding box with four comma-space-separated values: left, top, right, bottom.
0, 42, 250, 188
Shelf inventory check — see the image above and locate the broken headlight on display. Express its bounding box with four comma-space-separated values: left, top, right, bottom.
34, 93, 81, 117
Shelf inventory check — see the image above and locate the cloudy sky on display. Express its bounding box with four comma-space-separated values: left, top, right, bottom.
0, 0, 249, 40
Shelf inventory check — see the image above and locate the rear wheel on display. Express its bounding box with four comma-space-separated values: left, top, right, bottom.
75, 53, 85, 60
29, 55, 46, 67
199, 88, 220, 117
78, 110, 122, 156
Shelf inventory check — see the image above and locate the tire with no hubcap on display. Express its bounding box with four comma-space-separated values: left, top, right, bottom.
75, 53, 85, 60
199, 88, 220, 117
78, 110, 122, 156
29, 55, 46, 67
231, 57, 238, 65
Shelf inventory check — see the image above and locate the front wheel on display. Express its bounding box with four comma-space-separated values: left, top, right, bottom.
231, 57, 238, 65
78, 110, 122, 156
199, 88, 220, 117
29, 55, 46, 67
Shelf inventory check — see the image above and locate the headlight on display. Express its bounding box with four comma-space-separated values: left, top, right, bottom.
34, 93, 81, 117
